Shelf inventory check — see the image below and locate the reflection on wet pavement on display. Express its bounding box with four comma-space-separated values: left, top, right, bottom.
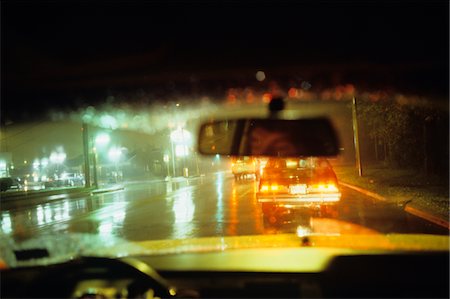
1, 172, 447, 244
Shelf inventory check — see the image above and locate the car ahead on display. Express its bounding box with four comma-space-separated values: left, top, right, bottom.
257, 157, 341, 219
231, 156, 259, 180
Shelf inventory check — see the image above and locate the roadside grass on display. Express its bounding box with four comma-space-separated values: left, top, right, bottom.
333, 164, 449, 220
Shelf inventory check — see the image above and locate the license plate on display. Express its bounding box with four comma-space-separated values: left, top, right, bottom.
289, 184, 307, 194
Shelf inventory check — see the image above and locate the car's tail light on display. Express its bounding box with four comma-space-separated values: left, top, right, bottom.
309, 183, 339, 193
260, 183, 287, 193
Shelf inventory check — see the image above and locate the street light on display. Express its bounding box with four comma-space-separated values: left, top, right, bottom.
49, 151, 66, 178
108, 147, 122, 162
95, 133, 111, 147
49, 152, 66, 164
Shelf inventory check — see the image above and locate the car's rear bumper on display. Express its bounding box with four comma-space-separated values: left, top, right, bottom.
257, 193, 341, 205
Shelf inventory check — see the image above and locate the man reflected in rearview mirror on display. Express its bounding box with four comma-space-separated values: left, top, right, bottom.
249, 126, 299, 157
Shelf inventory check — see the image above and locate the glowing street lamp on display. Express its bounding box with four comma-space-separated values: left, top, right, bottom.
41, 158, 49, 167
49, 151, 66, 178
95, 133, 111, 147
108, 147, 122, 162
49, 152, 66, 164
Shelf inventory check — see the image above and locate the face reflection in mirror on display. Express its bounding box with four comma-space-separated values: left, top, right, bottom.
249, 126, 298, 156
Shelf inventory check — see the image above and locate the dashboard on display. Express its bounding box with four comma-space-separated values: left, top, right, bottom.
2, 250, 448, 298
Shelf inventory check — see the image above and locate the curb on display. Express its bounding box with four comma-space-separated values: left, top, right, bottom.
339, 181, 449, 230
404, 205, 450, 230
339, 182, 386, 201
91, 187, 125, 195
1, 187, 124, 209
1, 187, 92, 202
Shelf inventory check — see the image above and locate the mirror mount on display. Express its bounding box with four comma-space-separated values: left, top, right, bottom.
268, 96, 286, 118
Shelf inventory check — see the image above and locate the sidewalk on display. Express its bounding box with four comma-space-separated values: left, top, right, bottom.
334, 164, 449, 229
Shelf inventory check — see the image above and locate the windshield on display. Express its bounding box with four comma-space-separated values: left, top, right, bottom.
1, 1, 448, 267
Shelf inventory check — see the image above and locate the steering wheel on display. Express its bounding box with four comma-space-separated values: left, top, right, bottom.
30, 256, 177, 298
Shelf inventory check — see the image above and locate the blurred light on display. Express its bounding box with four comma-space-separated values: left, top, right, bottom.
82, 106, 96, 123
99, 222, 113, 234
176, 103, 180, 107
95, 133, 111, 146
0, 161, 6, 169
175, 145, 189, 157
296, 226, 312, 237
50, 152, 66, 164
171, 191, 195, 239
262, 93, 272, 103
23, 160, 28, 164
256, 71, 266, 82
100, 114, 118, 130
41, 158, 49, 167
170, 128, 192, 145
33, 159, 40, 169
163, 154, 170, 162
288, 87, 298, 98
270, 184, 279, 191
108, 147, 122, 162
1, 212, 12, 234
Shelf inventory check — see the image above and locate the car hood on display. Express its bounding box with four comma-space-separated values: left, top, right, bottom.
1, 218, 448, 269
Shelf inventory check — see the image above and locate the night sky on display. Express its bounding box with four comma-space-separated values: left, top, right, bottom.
2, 0, 449, 122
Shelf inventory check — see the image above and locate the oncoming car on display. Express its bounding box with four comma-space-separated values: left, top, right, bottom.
231, 156, 259, 180
257, 157, 341, 218
0, 177, 23, 192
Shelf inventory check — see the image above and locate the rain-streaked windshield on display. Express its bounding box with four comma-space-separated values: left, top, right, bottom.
1, 1, 448, 265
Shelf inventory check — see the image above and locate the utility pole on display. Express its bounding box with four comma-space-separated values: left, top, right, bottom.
92, 149, 99, 189
171, 139, 176, 176
352, 97, 363, 176
82, 123, 91, 187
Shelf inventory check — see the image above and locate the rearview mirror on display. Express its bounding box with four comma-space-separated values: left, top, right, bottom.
198, 118, 340, 157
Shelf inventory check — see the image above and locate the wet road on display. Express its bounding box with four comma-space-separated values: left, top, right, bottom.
0, 172, 447, 242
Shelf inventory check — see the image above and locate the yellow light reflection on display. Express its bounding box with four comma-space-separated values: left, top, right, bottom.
227, 188, 238, 235
251, 180, 264, 233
